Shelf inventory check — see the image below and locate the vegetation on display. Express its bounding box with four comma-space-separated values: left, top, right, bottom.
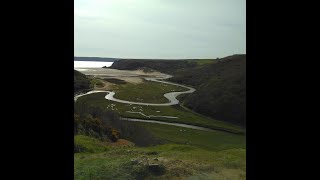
109, 120, 162, 147
103, 78, 127, 84
90, 79, 104, 88
74, 113, 120, 143
74, 55, 246, 179
137, 122, 245, 151
171, 55, 246, 126
74, 70, 91, 93
111, 54, 246, 126
112, 80, 188, 103
74, 56, 116, 62
111, 59, 197, 74
74, 121, 246, 180
75, 92, 244, 134
74, 87, 246, 179
74, 104, 160, 147
74, 135, 109, 153
191, 59, 219, 66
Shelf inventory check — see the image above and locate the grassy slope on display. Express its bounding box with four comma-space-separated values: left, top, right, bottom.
171, 55, 246, 126
74, 122, 246, 180
75, 123, 246, 179
111, 80, 188, 103
110, 55, 246, 126
111, 59, 197, 74
137, 122, 245, 151
74, 70, 105, 93
190, 59, 219, 66
74, 70, 92, 93
90, 78, 104, 88
75, 57, 246, 179
75, 92, 244, 134
75, 146, 246, 180
75, 135, 109, 153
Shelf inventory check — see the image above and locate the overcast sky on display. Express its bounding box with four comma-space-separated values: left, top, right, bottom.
74, 0, 246, 59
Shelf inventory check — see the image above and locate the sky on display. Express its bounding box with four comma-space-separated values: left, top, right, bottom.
74, 0, 246, 59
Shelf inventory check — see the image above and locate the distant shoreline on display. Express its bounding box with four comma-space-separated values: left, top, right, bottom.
74, 57, 117, 62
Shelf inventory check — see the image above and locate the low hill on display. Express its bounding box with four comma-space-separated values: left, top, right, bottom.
111, 59, 197, 74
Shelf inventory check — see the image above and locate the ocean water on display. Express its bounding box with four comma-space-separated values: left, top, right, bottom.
74, 61, 114, 68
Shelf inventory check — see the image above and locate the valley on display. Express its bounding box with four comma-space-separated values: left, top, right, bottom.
74, 55, 246, 179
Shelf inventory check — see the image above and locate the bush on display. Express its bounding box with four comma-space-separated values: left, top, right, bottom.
74, 113, 115, 141
75, 103, 161, 146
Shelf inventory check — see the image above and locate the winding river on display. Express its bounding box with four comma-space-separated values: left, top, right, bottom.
74, 74, 195, 106
73, 71, 224, 132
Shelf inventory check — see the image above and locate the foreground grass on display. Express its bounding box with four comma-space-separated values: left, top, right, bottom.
75, 92, 244, 134
74, 122, 246, 180
75, 146, 246, 180
74, 135, 109, 153
111, 80, 188, 103
137, 122, 245, 151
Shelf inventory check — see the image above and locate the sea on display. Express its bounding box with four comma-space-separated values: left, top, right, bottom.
74, 61, 114, 68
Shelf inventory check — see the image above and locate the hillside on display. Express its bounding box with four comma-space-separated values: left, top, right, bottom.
110, 55, 246, 126
111, 59, 197, 74
74, 70, 91, 93
74, 105, 246, 179
74, 57, 246, 179
171, 55, 246, 126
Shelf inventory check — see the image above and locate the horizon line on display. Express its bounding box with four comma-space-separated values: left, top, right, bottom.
74, 54, 246, 60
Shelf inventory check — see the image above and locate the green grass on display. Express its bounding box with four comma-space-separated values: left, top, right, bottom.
75, 92, 244, 134
137, 122, 245, 151
75, 146, 246, 180
74, 122, 246, 180
103, 78, 126, 84
111, 80, 188, 103
90, 79, 104, 88
75, 58, 246, 180
75, 135, 109, 153
75, 150, 140, 180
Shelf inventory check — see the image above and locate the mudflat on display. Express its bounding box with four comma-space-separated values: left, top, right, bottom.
76, 68, 167, 84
